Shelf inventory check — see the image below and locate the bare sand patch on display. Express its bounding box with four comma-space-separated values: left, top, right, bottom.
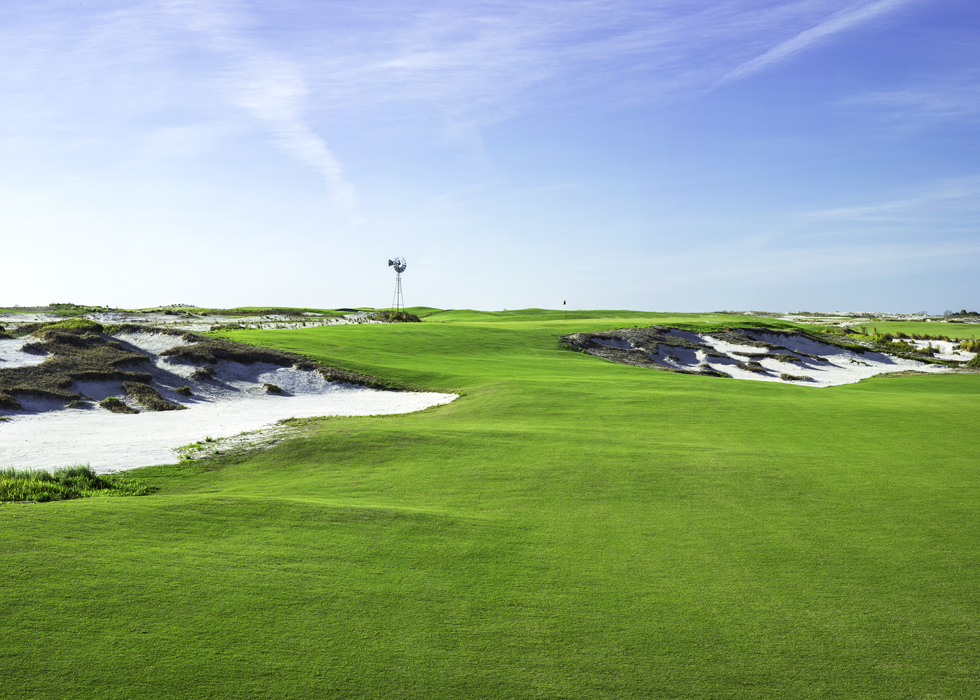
0, 388, 454, 473
0, 337, 50, 369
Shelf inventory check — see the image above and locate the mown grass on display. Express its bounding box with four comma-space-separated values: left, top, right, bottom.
0, 309, 978, 698
854, 320, 980, 340
0, 465, 152, 502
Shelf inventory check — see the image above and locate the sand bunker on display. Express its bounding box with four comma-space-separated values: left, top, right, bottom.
1, 389, 453, 473
561, 326, 956, 387
0, 328, 455, 473
0, 337, 50, 369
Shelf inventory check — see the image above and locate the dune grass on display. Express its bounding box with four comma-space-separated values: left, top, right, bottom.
122, 382, 186, 411
0, 309, 978, 698
0, 465, 152, 502
0, 321, 153, 409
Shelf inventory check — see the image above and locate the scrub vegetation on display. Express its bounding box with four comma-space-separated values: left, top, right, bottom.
162, 335, 408, 390
0, 320, 152, 410
172, 306, 342, 318
0, 465, 151, 502
98, 396, 138, 414
46, 303, 111, 317
1, 308, 978, 699
0, 320, 407, 411
374, 310, 422, 322
122, 381, 186, 411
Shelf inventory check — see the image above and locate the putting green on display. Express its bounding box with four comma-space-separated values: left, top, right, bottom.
1, 309, 978, 699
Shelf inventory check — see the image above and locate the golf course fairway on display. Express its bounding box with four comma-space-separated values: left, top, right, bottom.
2, 310, 978, 698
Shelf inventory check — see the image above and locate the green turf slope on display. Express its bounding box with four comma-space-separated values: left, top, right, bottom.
1, 310, 978, 699
851, 320, 980, 340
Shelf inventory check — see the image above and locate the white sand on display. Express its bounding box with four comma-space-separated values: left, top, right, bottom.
0, 329, 456, 473
592, 329, 955, 388
0, 337, 49, 368
0, 310, 380, 333
0, 388, 455, 473
903, 338, 977, 362
695, 330, 951, 386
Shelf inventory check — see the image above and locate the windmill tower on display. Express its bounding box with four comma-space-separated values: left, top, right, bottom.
388, 257, 407, 313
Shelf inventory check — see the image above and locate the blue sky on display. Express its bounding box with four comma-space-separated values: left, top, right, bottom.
2, 0, 977, 312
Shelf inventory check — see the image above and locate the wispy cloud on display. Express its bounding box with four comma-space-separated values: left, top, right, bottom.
0, 1, 930, 146
716, 0, 918, 86
290, 1, 923, 128
796, 177, 980, 228
160, 0, 358, 219
844, 76, 980, 124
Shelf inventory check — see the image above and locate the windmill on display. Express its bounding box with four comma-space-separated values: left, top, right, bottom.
388, 257, 407, 313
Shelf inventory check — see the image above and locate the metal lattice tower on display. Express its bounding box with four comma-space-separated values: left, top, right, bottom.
388, 257, 407, 312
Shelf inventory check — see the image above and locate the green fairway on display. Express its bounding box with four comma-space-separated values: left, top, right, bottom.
2, 309, 978, 698
851, 320, 980, 340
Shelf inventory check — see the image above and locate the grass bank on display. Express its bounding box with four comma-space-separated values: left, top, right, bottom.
853, 320, 980, 339
1, 309, 978, 698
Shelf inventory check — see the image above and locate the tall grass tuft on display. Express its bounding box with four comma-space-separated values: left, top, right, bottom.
0, 465, 153, 502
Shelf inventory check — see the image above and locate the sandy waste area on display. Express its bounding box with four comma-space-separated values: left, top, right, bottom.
564, 327, 974, 388
0, 309, 379, 333
0, 331, 455, 473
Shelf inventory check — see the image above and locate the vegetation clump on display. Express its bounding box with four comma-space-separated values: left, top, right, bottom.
170, 337, 400, 391
191, 366, 216, 381
696, 364, 730, 377
263, 383, 283, 394
0, 465, 151, 502
375, 310, 421, 323
733, 351, 799, 363
780, 373, 812, 381
175, 385, 192, 396
163, 337, 318, 367
46, 303, 109, 318
0, 322, 151, 410
0, 320, 409, 411
99, 396, 138, 414
122, 382, 186, 411
736, 361, 767, 374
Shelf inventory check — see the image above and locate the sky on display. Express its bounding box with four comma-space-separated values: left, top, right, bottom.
1, 0, 978, 313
